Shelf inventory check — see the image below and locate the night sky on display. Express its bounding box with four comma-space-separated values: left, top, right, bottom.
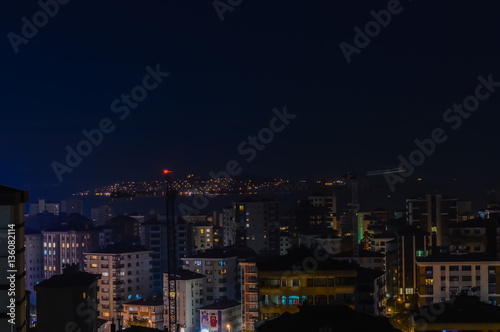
2, 1, 500, 209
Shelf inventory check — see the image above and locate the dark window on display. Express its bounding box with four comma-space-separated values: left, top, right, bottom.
315, 278, 327, 287
307, 278, 313, 287
315, 295, 327, 306
462, 266, 471, 271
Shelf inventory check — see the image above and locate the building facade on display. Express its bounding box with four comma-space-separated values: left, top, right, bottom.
233, 198, 280, 254
163, 270, 206, 332
0, 186, 29, 332
416, 253, 500, 306
123, 298, 164, 330
43, 226, 100, 279
199, 299, 241, 332
84, 244, 153, 322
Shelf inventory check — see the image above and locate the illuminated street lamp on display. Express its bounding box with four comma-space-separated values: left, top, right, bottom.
227, 324, 231, 332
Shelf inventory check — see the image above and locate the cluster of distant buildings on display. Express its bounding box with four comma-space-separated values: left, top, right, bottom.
3, 185, 500, 332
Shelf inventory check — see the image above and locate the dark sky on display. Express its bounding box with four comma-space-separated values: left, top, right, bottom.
2, 0, 500, 209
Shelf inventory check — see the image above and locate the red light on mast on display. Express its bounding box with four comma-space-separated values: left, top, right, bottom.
163, 169, 172, 174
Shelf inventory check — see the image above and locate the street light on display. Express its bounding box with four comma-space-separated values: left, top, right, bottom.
396, 297, 403, 313
227, 324, 231, 332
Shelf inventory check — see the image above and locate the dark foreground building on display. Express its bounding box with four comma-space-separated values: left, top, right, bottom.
254, 305, 401, 332
35, 265, 100, 332
411, 294, 500, 331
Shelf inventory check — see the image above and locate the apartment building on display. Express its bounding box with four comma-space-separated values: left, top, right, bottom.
123, 298, 164, 330
42, 224, 100, 279
416, 252, 500, 306
199, 299, 241, 332
84, 244, 153, 321
163, 270, 206, 332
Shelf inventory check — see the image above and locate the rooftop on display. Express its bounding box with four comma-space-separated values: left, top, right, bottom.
332, 249, 385, 258
35, 268, 99, 289
412, 295, 500, 325
168, 269, 206, 280
255, 248, 358, 271
254, 305, 400, 332
0, 185, 29, 205
124, 297, 163, 306
417, 252, 500, 263
199, 299, 241, 310
85, 243, 150, 254
186, 245, 257, 259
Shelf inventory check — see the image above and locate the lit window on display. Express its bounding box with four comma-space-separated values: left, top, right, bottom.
194, 261, 202, 266
103, 312, 109, 317
43, 242, 47, 247
405, 288, 414, 294
288, 296, 300, 305
61, 243, 64, 248
207, 229, 210, 233
102, 272, 109, 276
66, 244, 69, 248
91, 264, 98, 268
239, 205, 244, 211
48, 243, 52, 248
282, 296, 286, 305
82, 243, 85, 247
200, 229, 204, 234
83, 292, 86, 299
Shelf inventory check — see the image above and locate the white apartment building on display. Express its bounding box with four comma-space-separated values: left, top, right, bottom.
163, 270, 206, 332
183, 253, 237, 302
199, 299, 241, 332
417, 253, 500, 306
84, 244, 153, 321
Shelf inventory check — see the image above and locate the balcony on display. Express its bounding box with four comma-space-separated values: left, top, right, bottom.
248, 288, 258, 293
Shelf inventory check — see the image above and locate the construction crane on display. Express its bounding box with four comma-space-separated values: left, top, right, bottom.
344, 167, 407, 258
163, 170, 178, 332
